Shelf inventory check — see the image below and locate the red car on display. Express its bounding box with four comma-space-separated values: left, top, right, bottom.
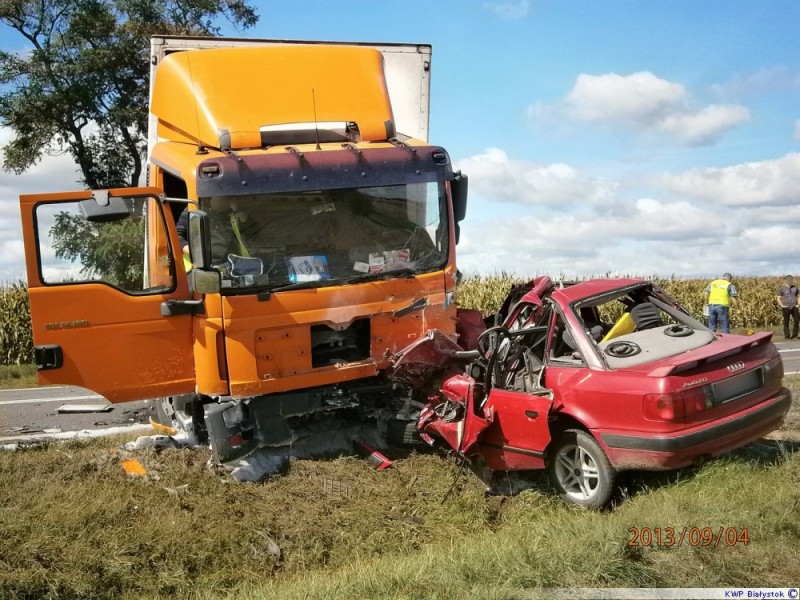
415, 277, 791, 508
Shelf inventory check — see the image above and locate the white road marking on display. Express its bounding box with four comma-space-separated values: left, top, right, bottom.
0, 386, 67, 394
0, 423, 152, 446
0, 395, 103, 406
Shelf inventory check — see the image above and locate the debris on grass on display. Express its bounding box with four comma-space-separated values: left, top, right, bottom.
163, 484, 189, 497
125, 434, 179, 451
354, 438, 392, 470
121, 458, 147, 476
149, 416, 178, 436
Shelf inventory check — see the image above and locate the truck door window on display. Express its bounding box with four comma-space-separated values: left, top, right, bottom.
35, 196, 175, 294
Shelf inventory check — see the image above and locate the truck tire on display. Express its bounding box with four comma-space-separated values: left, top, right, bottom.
386, 419, 426, 448
547, 429, 616, 509
154, 396, 176, 427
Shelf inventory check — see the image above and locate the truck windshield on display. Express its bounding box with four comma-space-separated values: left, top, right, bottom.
199, 181, 448, 291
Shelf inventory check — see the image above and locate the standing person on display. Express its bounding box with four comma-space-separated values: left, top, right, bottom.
703, 273, 738, 334
776, 275, 800, 339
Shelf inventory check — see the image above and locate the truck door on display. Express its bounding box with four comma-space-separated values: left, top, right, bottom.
19, 188, 195, 402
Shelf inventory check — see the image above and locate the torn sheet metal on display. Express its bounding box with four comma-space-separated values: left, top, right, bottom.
388, 329, 466, 387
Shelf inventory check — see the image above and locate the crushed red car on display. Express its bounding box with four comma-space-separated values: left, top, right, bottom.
410, 276, 791, 508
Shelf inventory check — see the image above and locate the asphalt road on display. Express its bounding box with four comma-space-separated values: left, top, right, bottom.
1, 337, 799, 444
0, 385, 154, 444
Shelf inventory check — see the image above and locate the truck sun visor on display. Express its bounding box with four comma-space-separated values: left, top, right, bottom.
196, 146, 453, 197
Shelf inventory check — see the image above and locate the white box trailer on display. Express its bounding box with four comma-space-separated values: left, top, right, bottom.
148, 35, 432, 159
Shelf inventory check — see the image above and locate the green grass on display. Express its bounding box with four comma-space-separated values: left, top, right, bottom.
1, 382, 798, 599
0, 363, 36, 389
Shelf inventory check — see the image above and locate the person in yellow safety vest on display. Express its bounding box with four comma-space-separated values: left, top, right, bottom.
176, 197, 254, 271
703, 272, 738, 334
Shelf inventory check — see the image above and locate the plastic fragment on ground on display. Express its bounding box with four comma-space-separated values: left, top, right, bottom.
121, 458, 147, 476
125, 435, 178, 451
149, 416, 178, 436
354, 438, 392, 470
228, 453, 288, 482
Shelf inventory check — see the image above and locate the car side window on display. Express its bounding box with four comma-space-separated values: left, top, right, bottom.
508, 303, 537, 331
35, 196, 175, 294
549, 313, 587, 366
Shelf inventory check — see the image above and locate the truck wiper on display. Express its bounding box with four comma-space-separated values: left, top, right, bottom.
343, 267, 417, 284
266, 268, 417, 295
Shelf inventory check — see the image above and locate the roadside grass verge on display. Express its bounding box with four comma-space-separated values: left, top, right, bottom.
0, 363, 36, 389
1, 380, 798, 599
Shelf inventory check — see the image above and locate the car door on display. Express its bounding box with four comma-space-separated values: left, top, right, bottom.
478, 389, 552, 469
19, 187, 195, 402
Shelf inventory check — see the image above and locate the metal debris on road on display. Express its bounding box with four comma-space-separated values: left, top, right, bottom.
56, 404, 113, 414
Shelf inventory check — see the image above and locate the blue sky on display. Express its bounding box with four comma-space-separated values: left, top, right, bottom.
2, 0, 800, 280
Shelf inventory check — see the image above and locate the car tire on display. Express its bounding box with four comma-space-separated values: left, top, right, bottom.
548, 429, 616, 509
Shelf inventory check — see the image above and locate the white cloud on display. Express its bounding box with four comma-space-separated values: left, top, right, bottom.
656, 104, 751, 146
710, 67, 800, 99
483, 0, 529, 20
455, 147, 616, 206
659, 153, 800, 207
537, 71, 751, 146
565, 72, 685, 124
456, 148, 800, 278
0, 127, 84, 283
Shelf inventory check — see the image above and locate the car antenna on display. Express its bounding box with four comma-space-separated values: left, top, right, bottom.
312, 88, 321, 151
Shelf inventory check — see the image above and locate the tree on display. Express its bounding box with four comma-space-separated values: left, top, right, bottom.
0, 0, 258, 189
49, 208, 147, 290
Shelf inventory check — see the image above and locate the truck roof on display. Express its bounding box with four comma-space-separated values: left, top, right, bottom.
151, 45, 396, 151
148, 36, 432, 157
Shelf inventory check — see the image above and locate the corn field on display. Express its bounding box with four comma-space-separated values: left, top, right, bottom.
0, 281, 33, 366
457, 274, 788, 331
0, 275, 791, 366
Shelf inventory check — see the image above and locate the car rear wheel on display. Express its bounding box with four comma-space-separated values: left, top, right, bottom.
548, 429, 615, 509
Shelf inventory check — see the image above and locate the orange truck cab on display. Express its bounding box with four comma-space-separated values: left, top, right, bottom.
19, 37, 468, 463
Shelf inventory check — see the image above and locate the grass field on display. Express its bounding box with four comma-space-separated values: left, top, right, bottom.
1, 380, 798, 599
0, 364, 36, 389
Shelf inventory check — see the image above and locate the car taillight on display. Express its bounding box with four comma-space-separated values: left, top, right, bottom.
682, 386, 713, 416
763, 357, 783, 387
643, 386, 713, 421
643, 392, 685, 421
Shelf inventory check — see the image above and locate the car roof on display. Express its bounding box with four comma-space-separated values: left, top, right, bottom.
550, 278, 647, 304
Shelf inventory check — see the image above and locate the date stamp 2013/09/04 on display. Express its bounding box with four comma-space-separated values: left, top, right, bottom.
628, 527, 750, 548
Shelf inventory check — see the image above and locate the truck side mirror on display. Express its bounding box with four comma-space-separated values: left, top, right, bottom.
451, 172, 468, 223
189, 269, 221, 295
188, 210, 212, 270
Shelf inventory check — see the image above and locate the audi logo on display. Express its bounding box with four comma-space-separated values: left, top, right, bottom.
726, 362, 746, 373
